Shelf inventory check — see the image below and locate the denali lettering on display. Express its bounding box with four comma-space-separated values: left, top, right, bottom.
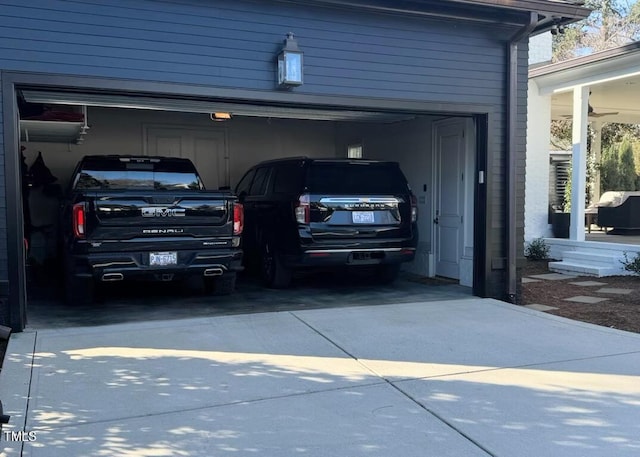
141, 208, 186, 217
142, 228, 185, 234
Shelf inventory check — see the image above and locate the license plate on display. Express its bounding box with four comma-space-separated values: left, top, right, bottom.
150, 251, 177, 266
352, 211, 375, 224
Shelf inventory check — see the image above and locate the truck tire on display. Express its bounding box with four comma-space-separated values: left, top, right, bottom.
64, 272, 95, 305
261, 241, 292, 289
377, 264, 401, 284
205, 272, 237, 296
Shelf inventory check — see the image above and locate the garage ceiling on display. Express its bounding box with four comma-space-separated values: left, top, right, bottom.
20, 89, 416, 123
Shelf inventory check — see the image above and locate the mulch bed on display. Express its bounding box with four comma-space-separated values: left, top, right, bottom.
521, 259, 640, 334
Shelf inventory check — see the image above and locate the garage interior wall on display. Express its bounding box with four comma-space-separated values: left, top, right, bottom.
21, 107, 338, 191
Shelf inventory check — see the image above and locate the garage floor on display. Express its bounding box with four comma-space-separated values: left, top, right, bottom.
25, 267, 472, 329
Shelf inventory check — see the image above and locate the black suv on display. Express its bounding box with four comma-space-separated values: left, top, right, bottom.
235, 157, 418, 288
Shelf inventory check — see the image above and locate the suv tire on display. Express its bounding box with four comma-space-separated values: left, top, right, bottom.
261, 241, 292, 288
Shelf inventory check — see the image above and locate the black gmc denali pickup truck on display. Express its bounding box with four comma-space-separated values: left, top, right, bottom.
59, 155, 243, 304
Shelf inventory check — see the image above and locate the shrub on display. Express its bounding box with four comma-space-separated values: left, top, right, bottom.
525, 238, 550, 261
621, 252, 640, 275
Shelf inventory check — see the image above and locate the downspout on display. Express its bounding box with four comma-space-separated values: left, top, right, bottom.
506, 12, 538, 303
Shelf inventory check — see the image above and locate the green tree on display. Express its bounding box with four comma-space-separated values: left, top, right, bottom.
600, 144, 620, 191
618, 139, 638, 189
600, 139, 640, 191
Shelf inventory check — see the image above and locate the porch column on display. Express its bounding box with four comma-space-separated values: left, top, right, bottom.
570, 86, 589, 241
591, 121, 603, 203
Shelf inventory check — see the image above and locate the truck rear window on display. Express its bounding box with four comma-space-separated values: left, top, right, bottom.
73, 159, 204, 191
308, 162, 408, 194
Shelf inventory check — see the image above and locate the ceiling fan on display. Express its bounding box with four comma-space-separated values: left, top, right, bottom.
562, 92, 619, 119
586, 103, 619, 118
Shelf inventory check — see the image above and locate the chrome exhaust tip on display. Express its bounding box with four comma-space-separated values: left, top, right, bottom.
102, 273, 124, 282
203, 268, 224, 277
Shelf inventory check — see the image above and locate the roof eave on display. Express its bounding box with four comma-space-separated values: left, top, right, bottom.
290, 0, 590, 29
530, 41, 640, 78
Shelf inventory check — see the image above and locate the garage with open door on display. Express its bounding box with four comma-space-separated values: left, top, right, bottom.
0, 0, 589, 331
13, 87, 478, 326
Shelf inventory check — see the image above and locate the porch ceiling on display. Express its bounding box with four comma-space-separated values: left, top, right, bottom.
549, 73, 640, 124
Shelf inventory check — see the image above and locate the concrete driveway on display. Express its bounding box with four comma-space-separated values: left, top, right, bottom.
2, 298, 640, 456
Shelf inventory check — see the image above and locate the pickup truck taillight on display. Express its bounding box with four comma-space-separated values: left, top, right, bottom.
73, 203, 86, 238
410, 194, 418, 223
295, 194, 310, 224
233, 203, 244, 235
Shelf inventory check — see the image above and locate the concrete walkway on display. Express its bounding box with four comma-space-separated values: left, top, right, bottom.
2, 298, 640, 456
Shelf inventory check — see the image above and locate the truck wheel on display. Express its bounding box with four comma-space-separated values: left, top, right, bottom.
205, 272, 237, 296
377, 264, 401, 284
261, 242, 292, 289
64, 273, 95, 305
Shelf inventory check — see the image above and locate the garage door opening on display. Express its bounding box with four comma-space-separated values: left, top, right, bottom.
10, 86, 484, 329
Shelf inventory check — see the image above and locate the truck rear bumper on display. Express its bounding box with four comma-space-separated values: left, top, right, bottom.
69, 249, 243, 281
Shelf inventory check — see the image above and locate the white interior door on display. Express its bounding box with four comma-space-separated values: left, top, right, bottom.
434, 120, 466, 279
145, 126, 228, 190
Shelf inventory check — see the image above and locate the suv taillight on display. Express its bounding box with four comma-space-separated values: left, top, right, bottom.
410, 194, 418, 223
73, 203, 86, 238
295, 194, 310, 224
233, 203, 244, 235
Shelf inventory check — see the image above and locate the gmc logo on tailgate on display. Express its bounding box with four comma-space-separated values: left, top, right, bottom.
141, 207, 186, 217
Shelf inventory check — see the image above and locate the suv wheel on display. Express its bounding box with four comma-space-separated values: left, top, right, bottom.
261, 242, 292, 288
377, 264, 401, 284
205, 272, 237, 296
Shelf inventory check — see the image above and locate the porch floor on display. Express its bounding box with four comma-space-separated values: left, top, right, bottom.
585, 231, 640, 245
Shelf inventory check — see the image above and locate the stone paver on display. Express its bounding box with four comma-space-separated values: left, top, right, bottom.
596, 288, 634, 295
569, 281, 608, 287
564, 295, 610, 304
522, 277, 542, 283
524, 304, 558, 312
529, 273, 578, 281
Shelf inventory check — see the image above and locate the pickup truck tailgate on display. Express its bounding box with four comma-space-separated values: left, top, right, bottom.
85, 192, 232, 239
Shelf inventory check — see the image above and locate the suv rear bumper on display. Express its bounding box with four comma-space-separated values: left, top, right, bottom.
68, 248, 243, 281
290, 246, 416, 268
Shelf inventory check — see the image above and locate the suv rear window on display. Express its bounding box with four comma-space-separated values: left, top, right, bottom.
308, 162, 408, 194
74, 158, 204, 191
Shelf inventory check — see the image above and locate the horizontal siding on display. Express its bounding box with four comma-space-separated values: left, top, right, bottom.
0, 0, 512, 103
0, 70, 6, 307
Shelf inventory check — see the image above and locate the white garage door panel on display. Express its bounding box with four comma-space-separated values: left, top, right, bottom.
153, 135, 182, 157
194, 136, 224, 190
145, 126, 228, 190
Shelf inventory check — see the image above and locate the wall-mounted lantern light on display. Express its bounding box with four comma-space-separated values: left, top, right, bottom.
277, 32, 304, 89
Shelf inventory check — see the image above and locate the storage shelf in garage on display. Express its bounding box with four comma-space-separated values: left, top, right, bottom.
20, 120, 89, 144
